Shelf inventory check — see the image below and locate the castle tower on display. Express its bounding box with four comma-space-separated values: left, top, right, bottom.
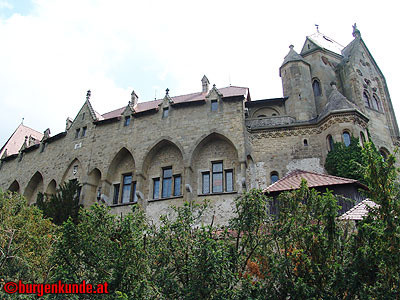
280, 45, 316, 121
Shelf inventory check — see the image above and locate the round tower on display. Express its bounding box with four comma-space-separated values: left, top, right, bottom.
280, 45, 316, 121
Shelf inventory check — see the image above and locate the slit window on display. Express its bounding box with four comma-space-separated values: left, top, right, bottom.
343, 131, 351, 147
312, 80, 322, 97
124, 116, 131, 126
327, 135, 334, 151
75, 129, 80, 139
82, 126, 87, 137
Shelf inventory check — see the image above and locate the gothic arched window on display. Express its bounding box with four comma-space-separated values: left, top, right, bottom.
342, 131, 351, 147
312, 79, 322, 97
372, 94, 382, 112
360, 132, 366, 147
379, 148, 389, 160
363, 90, 370, 108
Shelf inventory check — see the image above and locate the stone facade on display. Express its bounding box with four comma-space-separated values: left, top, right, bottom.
1, 26, 399, 225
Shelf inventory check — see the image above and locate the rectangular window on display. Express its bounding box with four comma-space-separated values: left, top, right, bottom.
132, 181, 138, 203
202, 172, 210, 194
225, 169, 234, 192
113, 184, 120, 204
75, 128, 80, 139
162, 167, 172, 198
121, 174, 132, 203
82, 126, 87, 137
212, 162, 223, 193
124, 116, 131, 126
211, 100, 218, 112
153, 178, 160, 199
163, 107, 169, 118
174, 175, 181, 196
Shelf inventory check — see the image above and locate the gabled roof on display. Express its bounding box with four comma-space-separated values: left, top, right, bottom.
265, 169, 365, 193
302, 32, 344, 56
339, 199, 378, 221
100, 86, 249, 120
318, 85, 360, 120
0, 124, 43, 158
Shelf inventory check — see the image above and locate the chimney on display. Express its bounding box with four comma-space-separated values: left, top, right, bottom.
201, 75, 210, 93
131, 90, 138, 107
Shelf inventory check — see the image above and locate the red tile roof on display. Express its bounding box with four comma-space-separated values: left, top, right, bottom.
101, 86, 249, 120
265, 169, 362, 193
339, 199, 377, 221
0, 124, 43, 157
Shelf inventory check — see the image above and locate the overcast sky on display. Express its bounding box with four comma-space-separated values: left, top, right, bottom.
1, 0, 399, 148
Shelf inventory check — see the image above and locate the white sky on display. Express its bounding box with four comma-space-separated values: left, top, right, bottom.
1, 0, 399, 148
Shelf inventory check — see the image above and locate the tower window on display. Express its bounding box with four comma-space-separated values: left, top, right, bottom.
312, 79, 322, 97
303, 139, 308, 146
327, 135, 334, 151
124, 116, 131, 126
342, 131, 351, 147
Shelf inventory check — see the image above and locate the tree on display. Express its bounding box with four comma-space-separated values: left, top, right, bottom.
0, 190, 57, 284
324, 136, 365, 183
36, 179, 83, 225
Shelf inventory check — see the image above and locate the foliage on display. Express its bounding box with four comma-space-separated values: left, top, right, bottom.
325, 136, 365, 183
0, 190, 57, 285
346, 143, 400, 299
36, 179, 83, 225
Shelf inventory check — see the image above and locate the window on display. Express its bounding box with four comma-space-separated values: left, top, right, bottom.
202, 172, 210, 194
343, 131, 351, 147
211, 100, 218, 112
162, 167, 173, 198
312, 79, 322, 97
153, 178, 160, 199
113, 184, 120, 204
124, 116, 131, 126
82, 126, 87, 137
270, 172, 279, 184
75, 128, 80, 139
225, 170, 233, 192
372, 94, 381, 111
303, 139, 308, 146
121, 174, 132, 203
363, 90, 370, 107
360, 132, 366, 147
379, 148, 389, 160
327, 135, 334, 151
174, 175, 181, 196
82, 113, 85, 120
162, 107, 169, 118
212, 162, 223, 193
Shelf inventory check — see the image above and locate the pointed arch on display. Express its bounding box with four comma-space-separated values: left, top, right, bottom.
106, 148, 135, 183
24, 171, 44, 204
61, 158, 83, 184
46, 179, 57, 195
8, 180, 20, 193
142, 139, 184, 200
86, 168, 102, 205
312, 78, 322, 97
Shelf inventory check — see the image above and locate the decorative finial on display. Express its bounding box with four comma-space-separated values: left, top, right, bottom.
213, 84, 216, 88
289, 45, 294, 50
21, 117, 24, 125
315, 24, 319, 33
86, 90, 91, 101
352, 23, 361, 38
165, 88, 169, 95
330, 81, 338, 90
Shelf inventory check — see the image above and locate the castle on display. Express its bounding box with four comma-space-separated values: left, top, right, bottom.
1, 25, 398, 224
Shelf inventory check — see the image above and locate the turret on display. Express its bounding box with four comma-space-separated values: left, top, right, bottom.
280, 45, 316, 121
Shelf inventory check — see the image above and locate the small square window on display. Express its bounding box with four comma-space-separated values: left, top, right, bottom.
82, 126, 87, 137
124, 116, 131, 126
163, 107, 169, 118
211, 100, 218, 112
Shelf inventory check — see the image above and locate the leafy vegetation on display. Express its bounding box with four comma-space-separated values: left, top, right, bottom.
1, 142, 400, 299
